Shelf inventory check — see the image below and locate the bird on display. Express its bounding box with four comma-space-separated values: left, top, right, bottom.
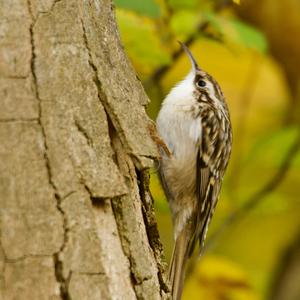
156, 42, 232, 300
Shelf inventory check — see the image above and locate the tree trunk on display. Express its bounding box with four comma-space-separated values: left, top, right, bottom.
0, 0, 169, 299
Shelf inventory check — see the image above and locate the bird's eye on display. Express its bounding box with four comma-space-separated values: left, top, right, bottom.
197, 80, 206, 88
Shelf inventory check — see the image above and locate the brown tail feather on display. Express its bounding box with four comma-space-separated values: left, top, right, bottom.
168, 228, 190, 300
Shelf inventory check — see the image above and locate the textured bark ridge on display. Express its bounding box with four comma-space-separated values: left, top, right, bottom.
0, 0, 169, 299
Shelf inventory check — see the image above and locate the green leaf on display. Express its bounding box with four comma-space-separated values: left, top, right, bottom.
170, 10, 200, 39
168, 0, 199, 10
202, 12, 268, 53
243, 127, 299, 168
233, 127, 299, 203
229, 19, 268, 53
116, 9, 171, 78
202, 11, 224, 33
114, 0, 160, 18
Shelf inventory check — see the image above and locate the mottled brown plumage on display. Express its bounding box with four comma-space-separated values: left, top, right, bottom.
156, 43, 232, 300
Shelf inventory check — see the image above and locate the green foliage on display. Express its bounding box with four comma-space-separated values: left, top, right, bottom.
203, 11, 223, 33
234, 127, 300, 211
168, 0, 199, 10
243, 127, 298, 168
229, 19, 268, 53
203, 12, 268, 53
170, 10, 201, 39
292, 149, 300, 167
116, 10, 171, 77
114, 0, 161, 17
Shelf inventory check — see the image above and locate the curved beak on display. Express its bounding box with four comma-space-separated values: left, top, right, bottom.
179, 41, 199, 73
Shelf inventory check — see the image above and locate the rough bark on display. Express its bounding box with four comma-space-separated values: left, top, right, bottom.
0, 0, 169, 299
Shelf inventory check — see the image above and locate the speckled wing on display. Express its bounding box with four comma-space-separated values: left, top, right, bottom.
188, 106, 231, 255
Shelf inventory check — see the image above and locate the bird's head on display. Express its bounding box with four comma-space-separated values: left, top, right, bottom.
164, 42, 225, 108
181, 42, 225, 104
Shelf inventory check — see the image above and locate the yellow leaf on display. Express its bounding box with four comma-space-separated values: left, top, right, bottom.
233, 0, 241, 4
182, 255, 260, 300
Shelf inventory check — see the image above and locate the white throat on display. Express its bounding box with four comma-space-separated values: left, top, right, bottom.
162, 71, 195, 107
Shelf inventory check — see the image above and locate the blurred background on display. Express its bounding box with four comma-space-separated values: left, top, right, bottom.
114, 0, 300, 299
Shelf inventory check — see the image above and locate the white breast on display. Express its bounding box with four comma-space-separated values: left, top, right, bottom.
156, 73, 202, 237
156, 72, 201, 158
